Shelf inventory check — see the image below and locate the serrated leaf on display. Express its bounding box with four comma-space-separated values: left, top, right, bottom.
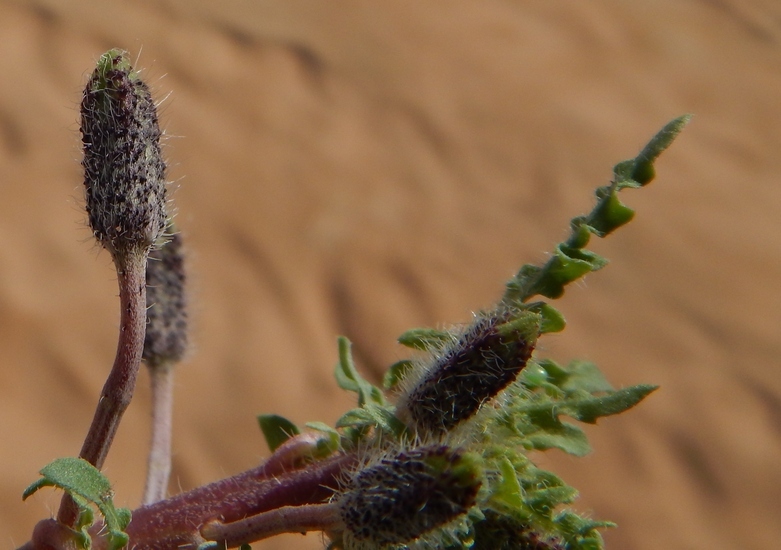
23, 458, 131, 550
535, 359, 613, 394
525, 421, 592, 457
587, 186, 636, 237
560, 361, 614, 393
554, 510, 614, 548
565, 384, 658, 424
517, 384, 656, 428
502, 116, 689, 305
397, 327, 451, 351
508, 397, 592, 456
525, 485, 579, 513
334, 336, 386, 406
257, 414, 300, 452
383, 359, 415, 390
527, 245, 607, 300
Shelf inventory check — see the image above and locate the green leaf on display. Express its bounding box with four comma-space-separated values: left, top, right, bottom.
491, 457, 523, 511
586, 186, 636, 237
23, 458, 131, 550
257, 414, 300, 452
525, 485, 579, 514
517, 384, 656, 429
502, 116, 690, 305
565, 384, 658, 424
303, 422, 342, 455
509, 400, 592, 457
535, 359, 613, 394
554, 510, 614, 549
629, 114, 692, 185
524, 302, 566, 334
334, 336, 386, 406
335, 403, 408, 438
524, 421, 591, 457
383, 359, 415, 390
514, 244, 607, 301
397, 327, 452, 351
559, 361, 614, 393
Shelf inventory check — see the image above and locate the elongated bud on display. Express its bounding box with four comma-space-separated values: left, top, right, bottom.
397, 311, 540, 437
143, 227, 188, 368
337, 446, 481, 548
81, 49, 167, 259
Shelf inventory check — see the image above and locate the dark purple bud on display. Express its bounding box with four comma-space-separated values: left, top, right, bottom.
81, 49, 167, 259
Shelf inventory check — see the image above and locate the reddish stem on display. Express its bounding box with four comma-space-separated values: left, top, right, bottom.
122, 452, 357, 549
58, 251, 148, 526
201, 503, 343, 547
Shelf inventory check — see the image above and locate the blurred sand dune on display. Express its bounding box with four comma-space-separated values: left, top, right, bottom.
0, 1, 779, 548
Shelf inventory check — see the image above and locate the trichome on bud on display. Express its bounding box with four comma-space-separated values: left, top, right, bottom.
396, 311, 540, 437
143, 228, 188, 368
337, 446, 481, 548
81, 48, 167, 258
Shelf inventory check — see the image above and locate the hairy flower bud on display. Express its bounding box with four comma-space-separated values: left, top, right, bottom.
143, 228, 188, 368
337, 446, 481, 548
397, 311, 540, 437
81, 49, 167, 258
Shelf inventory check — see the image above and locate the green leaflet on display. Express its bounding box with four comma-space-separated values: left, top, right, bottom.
257, 414, 300, 452
515, 384, 657, 427
522, 420, 592, 457
397, 327, 452, 351
628, 114, 692, 185
23, 458, 131, 550
334, 336, 386, 406
304, 422, 342, 452
493, 457, 524, 510
538, 359, 614, 394
336, 402, 408, 439
524, 302, 566, 334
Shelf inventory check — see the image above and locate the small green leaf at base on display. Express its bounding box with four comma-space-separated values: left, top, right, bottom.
24, 457, 131, 550
257, 414, 300, 452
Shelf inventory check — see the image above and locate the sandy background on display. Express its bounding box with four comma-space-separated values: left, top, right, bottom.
0, 1, 779, 548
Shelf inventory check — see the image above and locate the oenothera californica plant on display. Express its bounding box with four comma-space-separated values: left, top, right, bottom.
18, 49, 690, 550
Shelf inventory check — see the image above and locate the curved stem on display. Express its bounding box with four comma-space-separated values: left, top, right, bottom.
58, 251, 148, 526
123, 452, 356, 549
201, 503, 343, 547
